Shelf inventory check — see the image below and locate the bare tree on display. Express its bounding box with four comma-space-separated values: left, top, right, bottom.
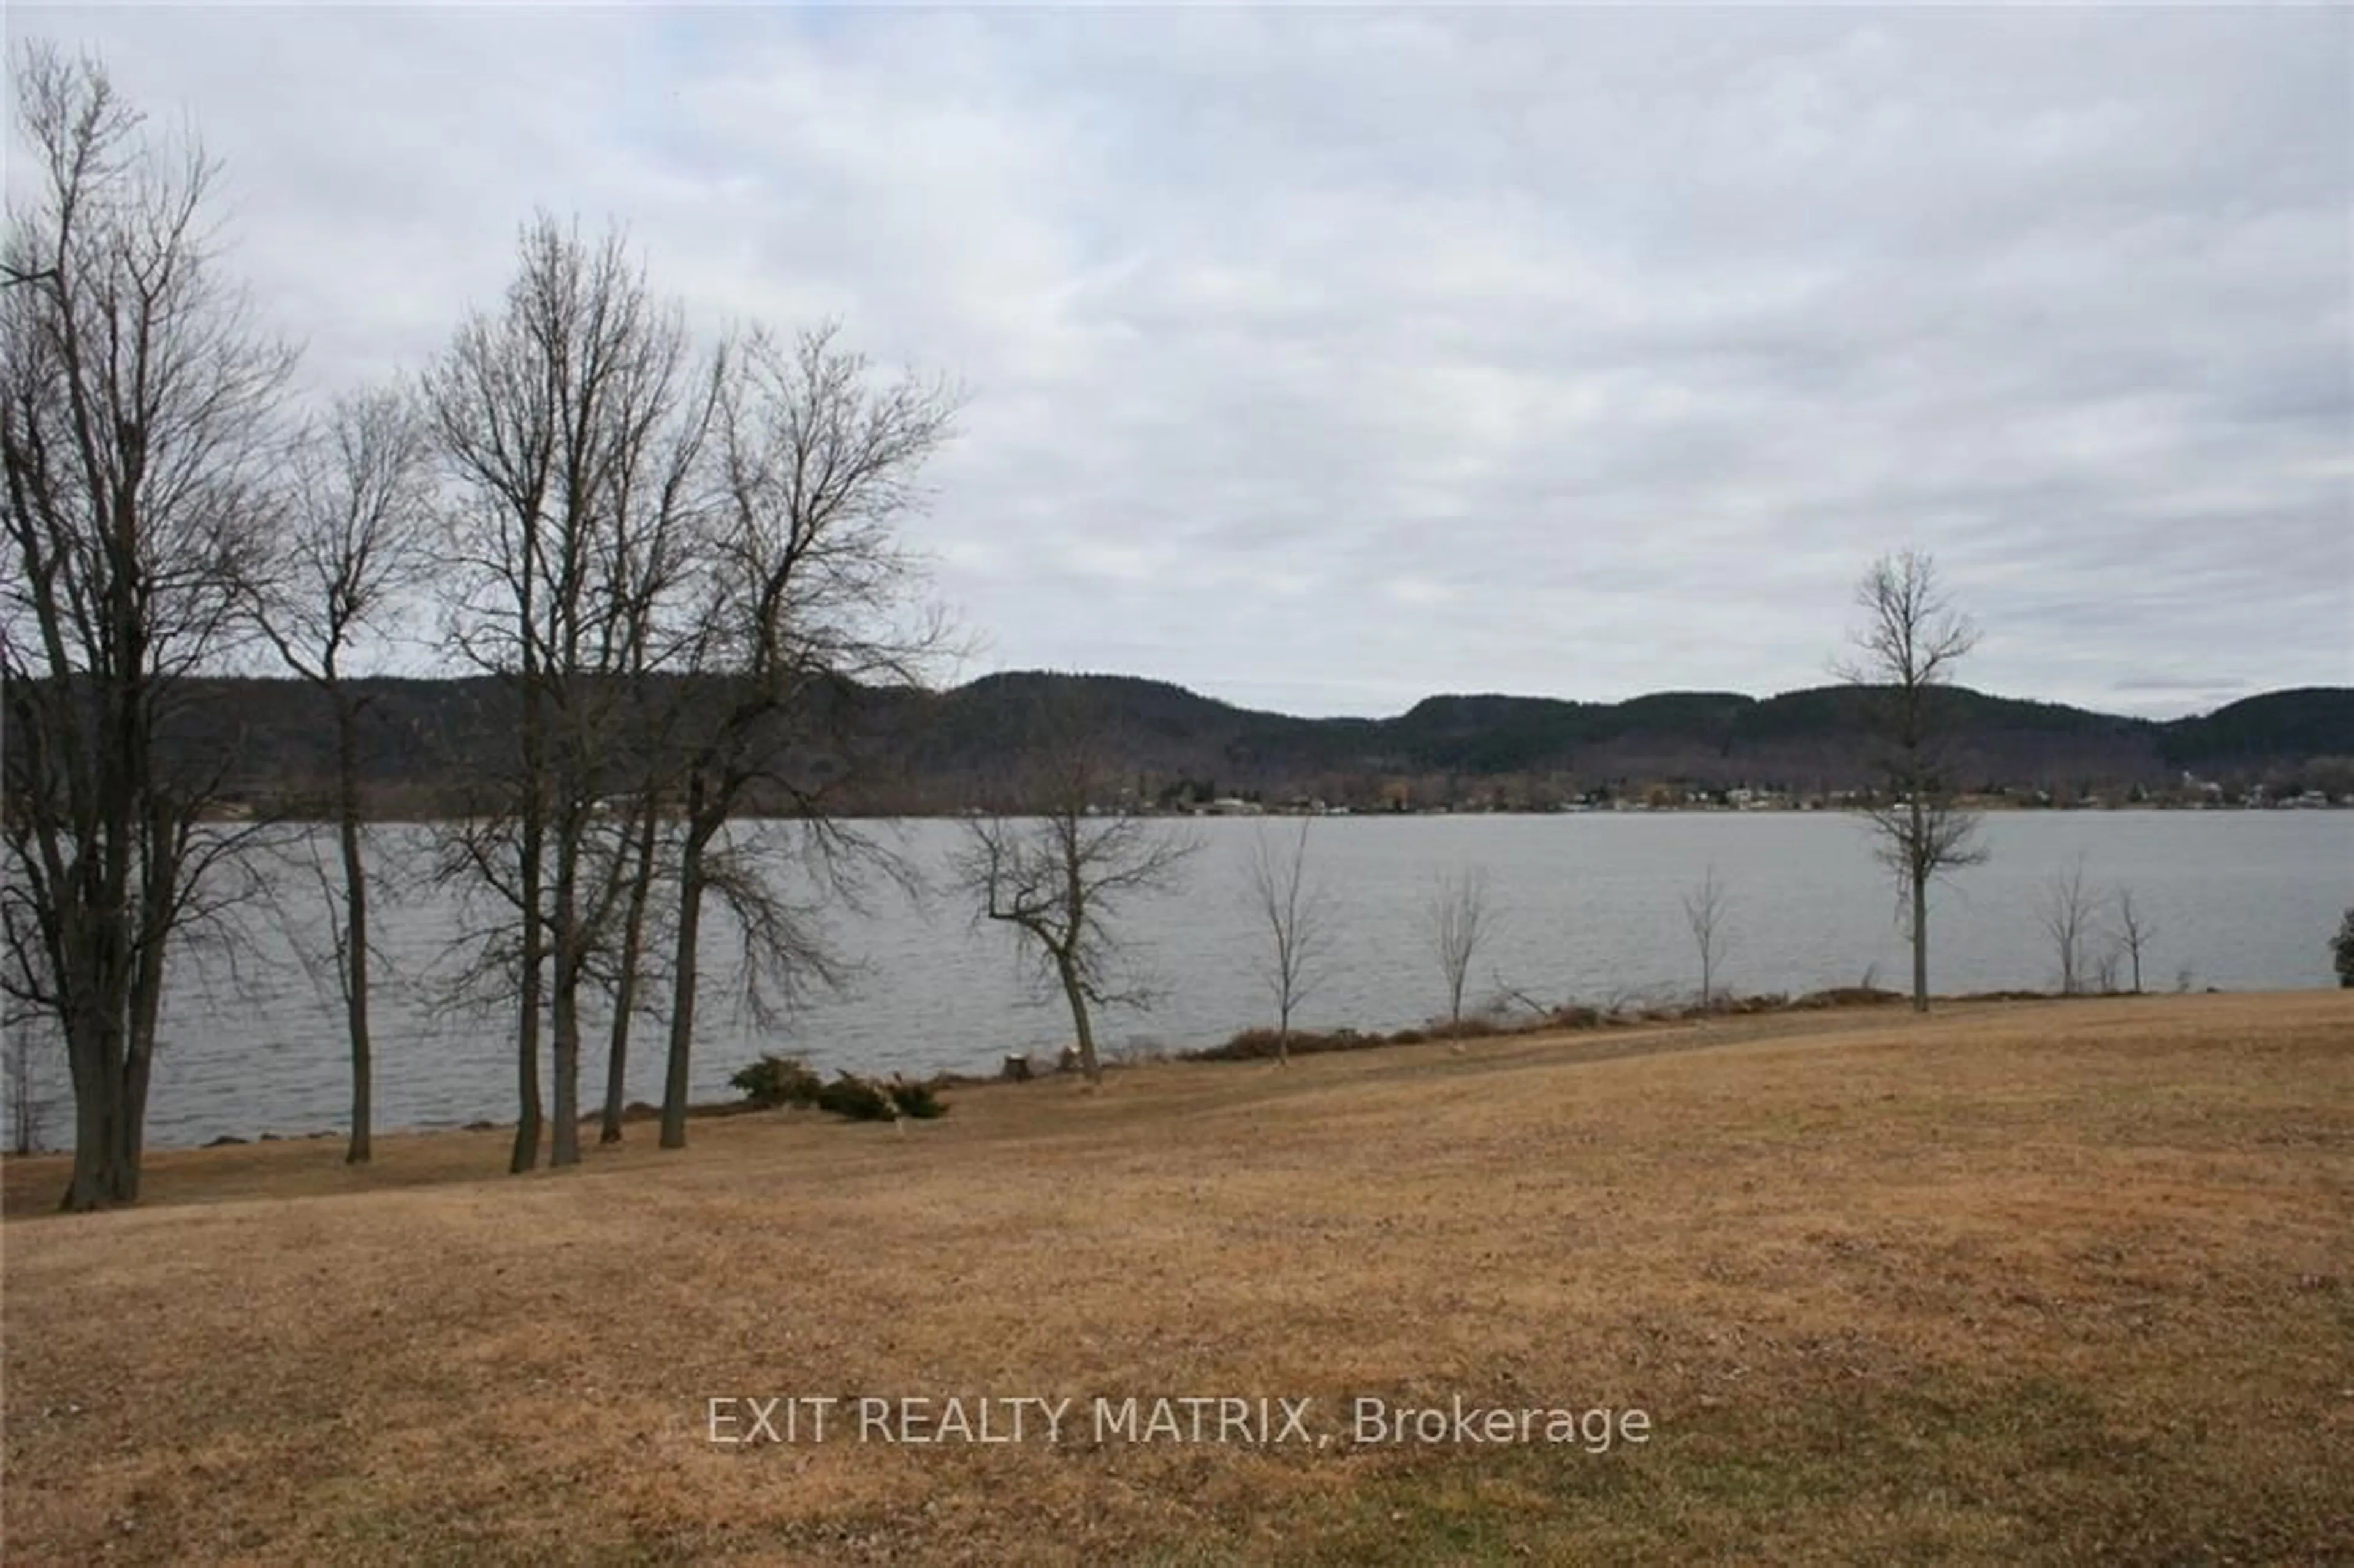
2109, 885, 2156, 995
2039, 854, 2097, 995
1424, 867, 1492, 1024
1836, 549, 1989, 1013
1, 44, 296, 1209
651, 324, 958, 1149
1682, 863, 1732, 1010
425, 215, 711, 1171
954, 721, 1197, 1086
1244, 816, 1335, 1063
248, 387, 429, 1163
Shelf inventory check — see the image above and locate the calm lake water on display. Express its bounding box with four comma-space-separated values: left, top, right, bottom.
12, 812, 2350, 1149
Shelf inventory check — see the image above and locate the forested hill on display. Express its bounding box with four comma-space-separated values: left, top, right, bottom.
124, 672, 2354, 816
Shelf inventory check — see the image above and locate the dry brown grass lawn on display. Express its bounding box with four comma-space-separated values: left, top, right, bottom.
4, 993, 2350, 1565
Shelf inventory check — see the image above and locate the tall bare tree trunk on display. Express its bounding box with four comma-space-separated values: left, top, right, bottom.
120, 898, 169, 1203
660, 818, 712, 1150
338, 827, 373, 1162
1910, 798, 1930, 1013
512, 804, 545, 1173
513, 896, 544, 1171
335, 706, 375, 1163
600, 804, 660, 1144
1056, 953, 1102, 1084
551, 981, 581, 1163
118, 1049, 153, 1205
63, 1020, 116, 1211
550, 829, 583, 1167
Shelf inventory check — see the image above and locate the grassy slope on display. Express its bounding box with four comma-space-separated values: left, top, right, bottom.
3, 994, 2350, 1565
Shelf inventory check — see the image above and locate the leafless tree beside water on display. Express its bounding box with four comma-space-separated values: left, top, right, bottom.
1, 44, 297, 1208
1836, 550, 1989, 1013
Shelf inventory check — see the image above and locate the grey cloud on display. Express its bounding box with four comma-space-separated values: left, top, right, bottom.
10, 5, 2347, 720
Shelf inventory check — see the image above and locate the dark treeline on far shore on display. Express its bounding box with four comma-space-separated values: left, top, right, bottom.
75, 670, 2354, 819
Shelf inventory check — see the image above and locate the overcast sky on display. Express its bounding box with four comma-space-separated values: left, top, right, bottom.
11, 6, 2350, 719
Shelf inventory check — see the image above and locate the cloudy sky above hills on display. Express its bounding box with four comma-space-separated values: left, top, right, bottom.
11, 6, 2349, 719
